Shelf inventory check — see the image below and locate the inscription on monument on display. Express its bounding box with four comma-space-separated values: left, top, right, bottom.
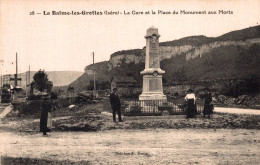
149, 36, 160, 68
149, 78, 160, 91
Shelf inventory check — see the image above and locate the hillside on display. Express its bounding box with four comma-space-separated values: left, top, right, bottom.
69, 72, 111, 91
45, 71, 84, 86
111, 49, 143, 58
70, 25, 260, 92
160, 25, 260, 47
216, 25, 260, 41
160, 35, 214, 47
107, 43, 260, 84
3, 71, 83, 87
161, 44, 260, 83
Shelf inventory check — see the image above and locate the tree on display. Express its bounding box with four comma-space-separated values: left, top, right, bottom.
32, 70, 53, 94
46, 81, 53, 94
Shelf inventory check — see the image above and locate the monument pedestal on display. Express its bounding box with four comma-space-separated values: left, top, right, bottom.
139, 68, 166, 100
139, 26, 167, 101
139, 68, 167, 100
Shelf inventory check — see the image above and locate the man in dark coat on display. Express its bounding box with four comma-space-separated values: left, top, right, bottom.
110, 88, 123, 122
40, 98, 52, 135
203, 88, 214, 118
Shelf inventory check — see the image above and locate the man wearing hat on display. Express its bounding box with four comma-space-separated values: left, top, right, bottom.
110, 88, 123, 122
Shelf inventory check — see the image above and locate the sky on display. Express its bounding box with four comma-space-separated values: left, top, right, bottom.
0, 0, 259, 74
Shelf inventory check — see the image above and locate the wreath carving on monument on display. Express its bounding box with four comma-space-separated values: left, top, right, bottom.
150, 35, 158, 43
153, 71, 158, 77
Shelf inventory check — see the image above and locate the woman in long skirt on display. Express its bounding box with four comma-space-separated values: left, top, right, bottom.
185, 89, 196, 118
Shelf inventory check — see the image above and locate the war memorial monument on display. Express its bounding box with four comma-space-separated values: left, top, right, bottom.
139, 26, 167, 101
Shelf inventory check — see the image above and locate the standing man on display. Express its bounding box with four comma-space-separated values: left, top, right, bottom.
110, 88, 123, 122
203, 88, 214, 118
40, 97, 52, 136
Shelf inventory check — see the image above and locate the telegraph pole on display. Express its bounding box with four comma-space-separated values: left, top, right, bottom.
15, 52, 18, 87
93, 52, 96, 99
29, 65, 30, 85
10, 53, 21, 87
9, 53, 22, 88
26, 70, 27, 97
26, 66, 29, 97
0, 75, 2, 88
0, 60, 4, 88
0, 75, 2, 96
26, 65, 30, 97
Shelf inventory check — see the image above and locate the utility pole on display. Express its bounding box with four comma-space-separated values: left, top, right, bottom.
26, 65, 30, 97
0, 75, 2, 96
93, 52, 96, 99
26, 70, 27, 97
15, 53, 18, 87
0, 60, 4, 87
0, 75, 2, 88
10, 53, 21, 87
29, 65, 30, 86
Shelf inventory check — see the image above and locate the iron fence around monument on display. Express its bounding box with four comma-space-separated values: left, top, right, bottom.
122, 99, 204, 116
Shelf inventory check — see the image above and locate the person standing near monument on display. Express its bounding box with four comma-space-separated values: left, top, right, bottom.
110, 88, 123, 122
40, 97, 52, 136
184, 89, 196, 118
203, 88, 214, 118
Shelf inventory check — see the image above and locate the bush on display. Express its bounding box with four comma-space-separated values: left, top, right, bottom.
50, 92, 58, 99
28, 95, 42, 100
129, 105, 142, 115
14, 100, 42, 117
124, 103, 142, 116
221, 76, 260, 97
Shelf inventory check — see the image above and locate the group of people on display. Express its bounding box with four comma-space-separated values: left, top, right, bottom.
40, 87, 214, 136
184, 88, 214, 118
109, 87, 214, 121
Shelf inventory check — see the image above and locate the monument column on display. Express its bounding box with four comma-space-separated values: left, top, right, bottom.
139, 26, 167, 100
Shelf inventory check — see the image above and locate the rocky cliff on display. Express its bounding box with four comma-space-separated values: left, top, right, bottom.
108, 38, 260, 68
108, 25, 260, 68
78, 25, 260, 92
186, 38, 260, 61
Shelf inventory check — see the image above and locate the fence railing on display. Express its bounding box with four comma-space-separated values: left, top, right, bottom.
122, 99, 204, 116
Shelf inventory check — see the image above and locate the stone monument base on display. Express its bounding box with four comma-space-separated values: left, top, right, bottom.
139, 93, 167, 100
139, 70, 167, 101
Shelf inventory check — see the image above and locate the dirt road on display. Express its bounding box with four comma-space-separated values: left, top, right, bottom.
0, 129, 259, 164
214, 107, 260, 115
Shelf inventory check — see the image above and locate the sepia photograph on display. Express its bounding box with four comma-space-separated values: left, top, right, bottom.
0, 0, 260, 164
